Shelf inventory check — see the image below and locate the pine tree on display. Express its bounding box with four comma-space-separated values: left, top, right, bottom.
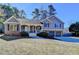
40, 10, 48, 19
32, 8, 40, 19
48, 5, 56, 16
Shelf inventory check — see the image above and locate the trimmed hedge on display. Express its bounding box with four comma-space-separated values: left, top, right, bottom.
37, 32, 49, 38
37, 32, 54, 39
20, 31, 29, 37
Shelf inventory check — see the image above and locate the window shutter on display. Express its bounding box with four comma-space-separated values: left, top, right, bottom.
17, 24, 19, 31
7, 24, 9, 31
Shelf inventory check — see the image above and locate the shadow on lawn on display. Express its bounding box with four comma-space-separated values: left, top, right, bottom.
0, 35, 31, 41
0, 34, 54, 41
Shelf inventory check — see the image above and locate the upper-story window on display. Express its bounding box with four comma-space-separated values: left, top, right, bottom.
60, 24, 61, 28
54, 24, 57, 28
44, 22, 49, 27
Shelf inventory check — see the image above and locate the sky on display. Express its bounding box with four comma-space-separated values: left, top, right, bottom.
9, 3, 79, 28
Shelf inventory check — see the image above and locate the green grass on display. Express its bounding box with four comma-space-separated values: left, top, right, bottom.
0, 37, 79, 55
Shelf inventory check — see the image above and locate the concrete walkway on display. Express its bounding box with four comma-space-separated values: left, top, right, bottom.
0, 34, 46, 40
0, 34, 4, 37
29, 33, 46, 39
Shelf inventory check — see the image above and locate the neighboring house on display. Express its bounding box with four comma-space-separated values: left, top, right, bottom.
0, 8, 4, 16
0, 9, 5, 33
3, 15, 64, 36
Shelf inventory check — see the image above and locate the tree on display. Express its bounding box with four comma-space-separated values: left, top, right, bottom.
0, 4, 26, 19
0, 4, 27, 33
32, 8, 40, 19
69, 22, 79, 36
48, 5, 56, 16
12, 7, 20, 18
40, 10, 48, 19
0, 4, 14, 19
0, 18, 4, 24
20, 10, 26, 18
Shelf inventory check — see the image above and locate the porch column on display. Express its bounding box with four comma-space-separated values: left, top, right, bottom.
4, 24, 7, 34
19, 25, 21, 32
41, 25, 43, 32
61, 31, 63, 36
28, 25, 30, 33
35, 26, 37, 33
25, 25, 30, 32
34, 26, 36, 33
54, 31, 56, 37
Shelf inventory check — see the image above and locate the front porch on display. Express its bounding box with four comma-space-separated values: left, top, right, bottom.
21, 25, 42, 33
4, 23, 42, 35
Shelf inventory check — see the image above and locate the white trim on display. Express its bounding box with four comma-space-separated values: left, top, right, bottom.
3, 16, 19, 24
4, 16, 43, 26
41, 17, 52, 23
42, 29, 63, 31
41, 15, 64, 24
4, 22, 20, 24
54, 16, 64, 24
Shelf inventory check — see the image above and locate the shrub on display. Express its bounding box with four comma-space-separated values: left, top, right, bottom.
0, 29, 3, 33
69, 22, 79, 36
37, 32, 48, 38
75, 30, 79, 36
20, 31, 29, 37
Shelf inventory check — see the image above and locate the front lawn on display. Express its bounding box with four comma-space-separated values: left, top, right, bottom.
0, 38, 79, 54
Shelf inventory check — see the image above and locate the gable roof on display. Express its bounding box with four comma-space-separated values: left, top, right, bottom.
4, 15, 64, 26
4, 16, 18, 24
4, 16, 31, 25
4, 16, 42, 25
41, 15, 64, 24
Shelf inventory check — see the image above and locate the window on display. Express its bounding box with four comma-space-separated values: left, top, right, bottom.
54, 24, 57, 28
13, 25, 17, 31
7, 24, 9, 31
60, 24, 61, 28
44, 22, 49, 27
9, 25, 18, 31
